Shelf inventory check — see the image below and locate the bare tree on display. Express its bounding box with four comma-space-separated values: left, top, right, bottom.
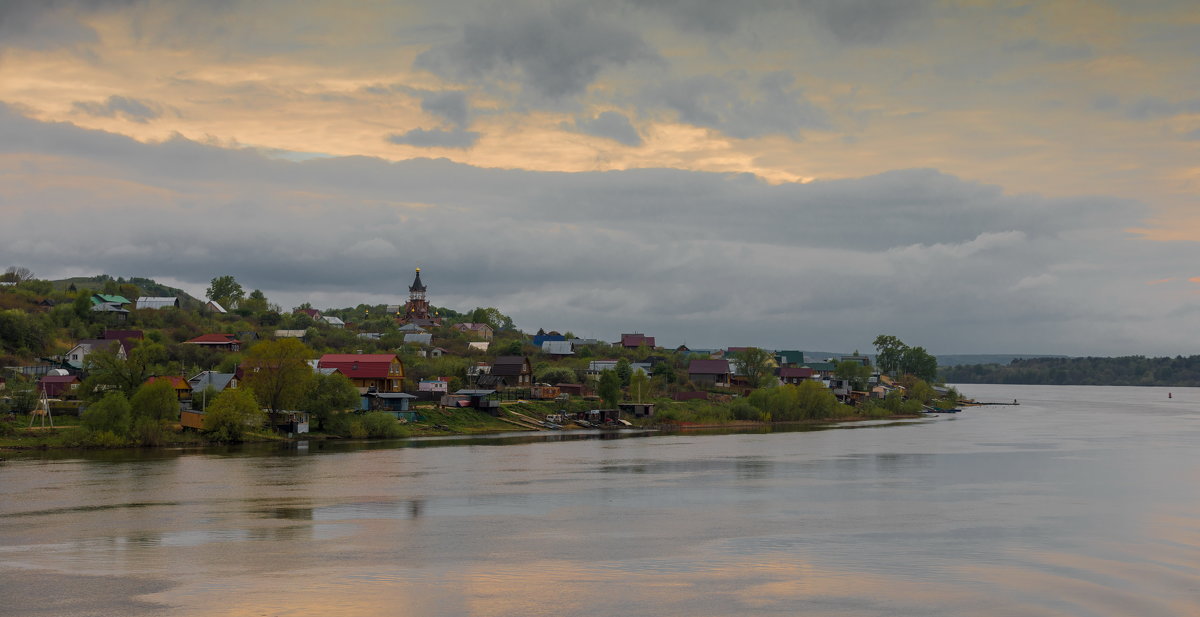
2, 266, 34, 283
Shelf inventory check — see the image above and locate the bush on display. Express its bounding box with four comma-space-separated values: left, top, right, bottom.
132, 416, 165, 446
203, 388, 265, 442
360, 411, 404, 438
84, 430, 129, 448
81, 391, 132, 436
729, 400, 763, 421
131, 379, 180, 422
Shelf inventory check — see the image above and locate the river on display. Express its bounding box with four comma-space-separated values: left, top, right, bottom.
1, 384, 1198, 616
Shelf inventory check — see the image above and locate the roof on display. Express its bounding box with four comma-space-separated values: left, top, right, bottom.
542, 340, 574, 355
453, 322, 492, 332
188, 371, 236, 391
802, 362, 837, 371
491, 356, 529, 376
296, 308, 322, 319
776, 350, 805, 364
136, 297, 179, 309
467, 341, 490, 351
92, 294, 131, 305
779, 367, 815, 379
206, 300, 227, 313
322, 315, 345, 326
39, 375, 80, 384
454, 389, 495, 396
404, 333, 433, 345
318, 354, 401, 379
90, 302, 129, 314
185, 333, 240, 345
409, 268, 426, 292
275, 329, 307, 338
621, 333, 655, 348
688, 359, 731, 375
398, 323, 426, 333
370, 392, 417, 399
72, 338, 123, 354
147, 375, 190, 390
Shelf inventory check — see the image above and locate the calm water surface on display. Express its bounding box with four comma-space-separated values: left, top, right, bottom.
2, 384, 1199, 616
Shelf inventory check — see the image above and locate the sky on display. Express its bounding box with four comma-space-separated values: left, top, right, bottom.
1, 0, 1199, 356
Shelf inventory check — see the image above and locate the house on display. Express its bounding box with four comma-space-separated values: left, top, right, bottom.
490, 356, 532, 387
801, 361, 838, 378
204, 300, 227, 314
91, 294, 131, 306
620, 333, 655, 349
89, 301, 130, 321
187, 371, 238, 394
443, 389, 501, 415
317, 353, 405, 393
778, 366, 816, 385
557, 383, 587, 397
364, 391, 420, 419
64, 330, 142, 369
39, 374, 81, 398
688, 359, 732, 388
418, 378, 450, 394
585, 360, 651, 379
321, 315, 345, 328
532, 332, 565, 348
184, 333, 241, 351
136, 297, 179, 310
776, 350, 805, 367
451, 323, 494, 340
429, 347, 448, 358
145, 375, 192, 401
404, 333, 433, 346
618, 402, 655, 418
295, 308, 323, 320
541, 340, 574, 357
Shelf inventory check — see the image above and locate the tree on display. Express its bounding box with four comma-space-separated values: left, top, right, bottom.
597, 369, 621, 408
873, 335, 908, 377
130, 379, 180, 422
899, 346, 938, 383
242, 338, 315, 426
734, 347, 775, 389
81, 341, 167, 400
629, 369, 649, 402
203, 388, 265, 442
1, 266, 34, 283
205, 275, 245, 309
241, 289, 269, 314
536, 366, 577, 385
81, 391, 132, 437
615, 358, 633, 387
301, 371, 360, 431
835, 360, 872, 391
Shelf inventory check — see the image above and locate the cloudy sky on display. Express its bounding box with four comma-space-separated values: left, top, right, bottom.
2, 0, 1199, 356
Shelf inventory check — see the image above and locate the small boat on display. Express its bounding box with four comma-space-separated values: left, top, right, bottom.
924, 406, 962, 414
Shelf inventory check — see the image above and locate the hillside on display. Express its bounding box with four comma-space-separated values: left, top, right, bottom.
49, 275, 205, 309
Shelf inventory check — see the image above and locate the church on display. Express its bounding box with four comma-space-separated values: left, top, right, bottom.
393, 268, 441, 327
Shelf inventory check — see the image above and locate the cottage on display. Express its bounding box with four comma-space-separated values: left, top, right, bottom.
187, 371, 238, 394
204, 300, 228, 314
688, 359, 732, 388
775, 350, 805, 367
317, 353, 405, 393
532, 332, 565, 348
39, 374, 81, 398
364, 392, 419, 419
778, 366, 816, 385
490, 356, 532, 387
184, 333, 241, 352
321, 315, 345, 328
451, 322, 494, 340
620, 333, 655, 349
64, 339, 123, 369
146, 375, 192, 401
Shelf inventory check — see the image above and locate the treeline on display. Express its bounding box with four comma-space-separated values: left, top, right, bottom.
940, 355, 1200, 386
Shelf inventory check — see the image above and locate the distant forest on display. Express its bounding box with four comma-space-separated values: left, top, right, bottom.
941, 355, 1200, 387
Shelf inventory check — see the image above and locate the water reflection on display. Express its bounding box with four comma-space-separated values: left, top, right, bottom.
1, 385, 1199, 616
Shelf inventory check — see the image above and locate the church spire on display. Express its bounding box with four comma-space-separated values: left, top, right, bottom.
409, 267, 426, 293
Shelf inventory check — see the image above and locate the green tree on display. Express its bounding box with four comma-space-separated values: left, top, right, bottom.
900, 346, 938, 383
301, 371, 360, 431
597, 369, 621, 408
615, 358, 633, 387
734, 347, 775, 389
242, 338, 315, 427
835, 360, 872, 391
81, 391, 132, 437
203, 388, 265, 442
81, 341, 168, 400
205, 275, 245, 309
130, 379, 180, 422
536, 366, 577, 384
241, 289, 270, 314
873, 335, 908, 377
629, 369, 649, 402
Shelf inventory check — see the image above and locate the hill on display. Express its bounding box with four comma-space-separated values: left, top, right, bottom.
49, 275, 205, 309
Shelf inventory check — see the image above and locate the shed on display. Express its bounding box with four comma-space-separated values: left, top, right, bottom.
618, 402, 655, 418
136, 297, 179, 310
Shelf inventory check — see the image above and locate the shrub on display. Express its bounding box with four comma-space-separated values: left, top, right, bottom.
81, 391, 132, 436
360, 411, 404, 438
203, 388, 265, 442
131, 379, 180, 422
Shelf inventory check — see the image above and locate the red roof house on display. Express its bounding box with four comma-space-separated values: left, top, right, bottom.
184, 334, 241, 351
39, 374, 81, 398
778, 367, 816, 385
620, 333, 656, 349
317, 354, 405, 393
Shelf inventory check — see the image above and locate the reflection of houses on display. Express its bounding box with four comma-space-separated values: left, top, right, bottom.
688, 359, 732, 388
490, 356, 532, 387
184, 333, 241, 352
317, 353, 405, 393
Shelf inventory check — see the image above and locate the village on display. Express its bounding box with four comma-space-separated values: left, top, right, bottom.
0, 268, 955, 446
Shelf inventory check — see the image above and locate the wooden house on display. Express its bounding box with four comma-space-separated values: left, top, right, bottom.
688, 359, 732, 388
491, 356, 532, 387
184, 333, 241, 352
317, 353, 405, 393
